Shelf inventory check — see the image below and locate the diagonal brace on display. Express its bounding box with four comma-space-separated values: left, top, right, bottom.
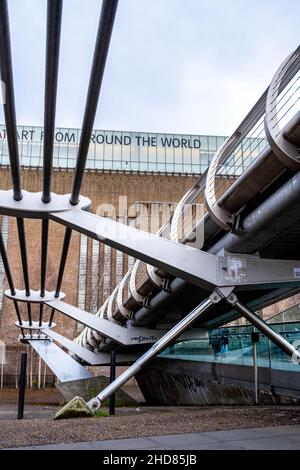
86, 290, 223, 411
226, 292, 300, 361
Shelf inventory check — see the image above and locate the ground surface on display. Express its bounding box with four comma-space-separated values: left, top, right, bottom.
10, 425, 300, 450
1, 388, 300, 449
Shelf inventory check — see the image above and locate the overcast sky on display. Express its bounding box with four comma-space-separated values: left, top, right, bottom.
1, 0, 299, 136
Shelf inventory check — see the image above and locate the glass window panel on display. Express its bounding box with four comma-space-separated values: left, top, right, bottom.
104, 131, 113, 161
121, 131, 130, 164
200, 135, 209, 151
113, 131, 122, 163
130, 133, 140, 165
174, 145, 182, 165
165, 136, 174, 165
208, 135, 217, 152
157, 162, 166, 171
183, 163, 192, 173
139, 133, 148, 162
113, 160, 122, 170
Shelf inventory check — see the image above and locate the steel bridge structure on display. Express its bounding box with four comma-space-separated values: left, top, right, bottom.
0, 0, 299, 411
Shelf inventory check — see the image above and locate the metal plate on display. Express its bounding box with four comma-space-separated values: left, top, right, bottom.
29, 339, 92, 382
50, 209, 218, 291
0, 190, 91, 218
6, 289, 65, 303
42, 328, 136, 365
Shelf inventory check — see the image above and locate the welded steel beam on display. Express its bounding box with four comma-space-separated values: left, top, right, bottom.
42, 328, 136, 365
0, 0, 22, 200
42, 0, 63, 203
45, 298, 206, 345
87, 295, 216, 410
50, 208, 300, 292
50, 209, 218, 290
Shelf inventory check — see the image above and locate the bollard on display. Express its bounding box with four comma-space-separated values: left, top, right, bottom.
109, 350, 116, 415
251, 331, 260, 405
17, 352, 27, 419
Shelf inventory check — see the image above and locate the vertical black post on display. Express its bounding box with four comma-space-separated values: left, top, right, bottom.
251, 330, 260, 405
109, 350, 116, 415
17, 352, 27, 419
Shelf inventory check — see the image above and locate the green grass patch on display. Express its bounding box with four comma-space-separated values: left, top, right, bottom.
94, 409, 109, 417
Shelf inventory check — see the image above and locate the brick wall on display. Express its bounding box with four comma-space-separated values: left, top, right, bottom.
0, 166, 299, 384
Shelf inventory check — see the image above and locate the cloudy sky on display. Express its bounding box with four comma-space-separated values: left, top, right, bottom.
2, 0, 300, 136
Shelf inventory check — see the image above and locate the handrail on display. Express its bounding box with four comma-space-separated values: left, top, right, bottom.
205, 45, 300, 231
265, 46, 300, 169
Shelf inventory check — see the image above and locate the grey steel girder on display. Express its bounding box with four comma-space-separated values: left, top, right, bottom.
42, 328, 137, 365
49, 208, 300, 291
29, 339, 92, 382
45, 299, 208, 346
87, 287, 300, 410
87, 293, 218, 410
50, 208, 218, 290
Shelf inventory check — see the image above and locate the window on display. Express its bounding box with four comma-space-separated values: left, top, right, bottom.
78, 235, 88, 310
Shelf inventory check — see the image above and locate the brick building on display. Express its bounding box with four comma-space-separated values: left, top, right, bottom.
0, 124, 298, 387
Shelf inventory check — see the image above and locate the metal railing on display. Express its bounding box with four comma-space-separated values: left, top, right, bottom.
205, 45, 300, 231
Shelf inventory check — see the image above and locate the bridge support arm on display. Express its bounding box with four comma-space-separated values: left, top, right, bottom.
87, 292, 221, 410
226, 293, 300, 361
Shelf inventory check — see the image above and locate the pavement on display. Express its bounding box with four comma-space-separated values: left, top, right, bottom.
7, 425, 300, 450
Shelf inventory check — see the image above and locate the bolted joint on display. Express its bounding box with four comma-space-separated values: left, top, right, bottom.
226, 293, 238, 305
209, 286, 236, 304
89, 397, 101, 411
209, 291, 223, 304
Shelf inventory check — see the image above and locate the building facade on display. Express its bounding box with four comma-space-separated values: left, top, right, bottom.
0, 125, 298, 387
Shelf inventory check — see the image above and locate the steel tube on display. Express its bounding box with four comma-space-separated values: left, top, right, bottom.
16, 218, 30, 296
17, 352, 27, 419
0, 0, 22, 201
109, 350, 116, 415
42, 0, 63, 203
0, 228, 15, 295
88, 296, 214, 409
133, 167, 300, 326
16, 218, 32, 325
39, 219, 49, 326
55, 227, 72, 297
253, 341, 258, 404
52, 0, 118, 327
0, 230, 23, 326
232, 299, 300, 360
40, 219, 49, 297
210, 169, 300, 255
49, 227, 72, 326
70, 0, 119, 205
